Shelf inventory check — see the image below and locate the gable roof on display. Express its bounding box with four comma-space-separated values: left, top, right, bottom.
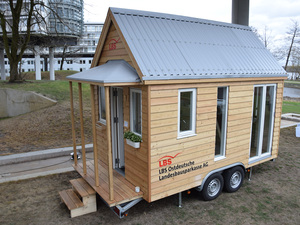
109, 7, 286, 81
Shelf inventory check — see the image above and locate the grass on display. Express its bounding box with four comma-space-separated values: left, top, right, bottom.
0, 80, 90, 103
284, 80, 300, 89
284, 80, 300, 84
282, 101, 300, 114
21, 70, 79, 80
0, 70, 90, 103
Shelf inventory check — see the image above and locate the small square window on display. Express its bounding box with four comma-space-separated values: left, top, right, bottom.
178, 89, 196, 138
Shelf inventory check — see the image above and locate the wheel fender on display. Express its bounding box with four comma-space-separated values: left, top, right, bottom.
196, 162, 245, 192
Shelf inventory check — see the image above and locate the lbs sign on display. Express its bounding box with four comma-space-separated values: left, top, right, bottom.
158, 152, 208, 181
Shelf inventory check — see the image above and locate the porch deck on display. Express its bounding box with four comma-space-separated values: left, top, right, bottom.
73, 160, 143, 207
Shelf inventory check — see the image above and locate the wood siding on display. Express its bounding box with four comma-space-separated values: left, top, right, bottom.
97, 23, 133, 67
91, 86, 109, 164
149, 80, 284, 202
123, 86, 149, 202
93, 86, 149, 201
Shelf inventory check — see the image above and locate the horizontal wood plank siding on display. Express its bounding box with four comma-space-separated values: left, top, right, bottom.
91, 86, 109, 164
149, 80, 284, 202
97, 23, 132, 67
123, 86, 149, 202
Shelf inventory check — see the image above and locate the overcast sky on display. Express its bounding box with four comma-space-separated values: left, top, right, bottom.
84, 0, 300, 49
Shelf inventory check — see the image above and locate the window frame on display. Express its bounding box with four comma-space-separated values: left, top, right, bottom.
130, 88, 142, 136
177, 88, 197, 139
214, 86, 229, 160
249, 84, 276, 164
98, 86, 106, 125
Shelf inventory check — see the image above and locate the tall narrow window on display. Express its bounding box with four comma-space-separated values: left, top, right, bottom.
98, 86, 106, 124
250, 84, 276, 162
178, 89, 196, 138
130, 89, 142, 136
215, 87, 228, 159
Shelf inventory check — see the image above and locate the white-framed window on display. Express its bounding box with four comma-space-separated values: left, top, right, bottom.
249, 84, 276, 163
215, 87, 228, 160
98, 86, 106, 124
130, 88, 142, 136
178, 89, 196, 138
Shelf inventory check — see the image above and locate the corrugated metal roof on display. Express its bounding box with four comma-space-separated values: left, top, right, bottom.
67, 60, 140, 83
111, 7, 286, 80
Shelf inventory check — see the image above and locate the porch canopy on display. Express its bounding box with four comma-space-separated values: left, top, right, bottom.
67, 60, 141, 84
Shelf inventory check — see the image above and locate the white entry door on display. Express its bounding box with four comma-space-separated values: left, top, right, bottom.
111, 87, 125, 172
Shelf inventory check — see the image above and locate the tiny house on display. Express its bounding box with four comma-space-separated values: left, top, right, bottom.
61, 8, 286, 218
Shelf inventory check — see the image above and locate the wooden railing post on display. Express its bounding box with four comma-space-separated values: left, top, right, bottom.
69, 81, 77, 165
90, 84, 99, 186
78, 83, 87, 175
105, 86, 114, 201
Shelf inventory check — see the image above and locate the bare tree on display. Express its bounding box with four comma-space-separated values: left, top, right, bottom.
0, 0, 81, 82
284, 20, 300, 70
251, 26, 273, 49
0, 0, 38, 82
60, 45, 83, 71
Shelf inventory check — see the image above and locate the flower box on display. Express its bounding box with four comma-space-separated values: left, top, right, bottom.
126, 139, 140, 148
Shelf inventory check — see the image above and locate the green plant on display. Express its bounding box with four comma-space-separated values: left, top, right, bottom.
124, 131, 142, 142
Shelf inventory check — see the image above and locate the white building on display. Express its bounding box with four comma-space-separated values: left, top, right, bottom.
2, 22, 103, 77
0, 0, 85, 80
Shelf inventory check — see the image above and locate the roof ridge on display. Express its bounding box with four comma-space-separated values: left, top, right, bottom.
110, 7, 251, 31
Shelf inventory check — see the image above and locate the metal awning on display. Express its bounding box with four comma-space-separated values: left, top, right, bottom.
66, 60, 141, 84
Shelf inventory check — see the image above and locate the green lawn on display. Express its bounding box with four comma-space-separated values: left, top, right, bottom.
284, 80, 300, 89
21, 70, 79, 80
0, 80, 90, 103
282, 101, 300, 114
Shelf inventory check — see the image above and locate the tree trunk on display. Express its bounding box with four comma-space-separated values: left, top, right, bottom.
284, 32, 296, 71
60, 46, 66, 70
284, 22, 298, 71
9, 60, 22, 82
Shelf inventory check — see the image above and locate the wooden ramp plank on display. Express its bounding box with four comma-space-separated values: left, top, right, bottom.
78, 178, 96, 195
70, 178, 95, 198
59, 189, 84, 210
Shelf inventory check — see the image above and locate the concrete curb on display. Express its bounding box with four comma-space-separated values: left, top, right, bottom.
0, 167, 75, 184
0, 144, 93, 166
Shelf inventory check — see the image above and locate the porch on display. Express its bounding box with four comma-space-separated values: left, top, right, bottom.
73, 160, 143, 207
67, 60, 143, 208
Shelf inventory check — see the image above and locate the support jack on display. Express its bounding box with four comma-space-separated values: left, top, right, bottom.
111, 198, 143, 218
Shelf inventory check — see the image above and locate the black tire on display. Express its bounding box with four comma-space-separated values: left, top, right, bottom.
201, 173, 224, 201
223, 166, 245, 193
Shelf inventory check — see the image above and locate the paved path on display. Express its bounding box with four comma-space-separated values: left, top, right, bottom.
0, 146, 93, 183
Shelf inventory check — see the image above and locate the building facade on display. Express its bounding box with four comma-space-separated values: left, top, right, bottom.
0, 0, 86, 79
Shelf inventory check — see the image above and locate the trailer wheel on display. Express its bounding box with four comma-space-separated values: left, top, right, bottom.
223, 166, 244, 193
201, 173, 224, 201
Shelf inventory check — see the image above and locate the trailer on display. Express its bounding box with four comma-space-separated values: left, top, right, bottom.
60, 7, 287, 218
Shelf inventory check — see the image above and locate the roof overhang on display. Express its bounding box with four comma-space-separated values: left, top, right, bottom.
66, 60, 141, 85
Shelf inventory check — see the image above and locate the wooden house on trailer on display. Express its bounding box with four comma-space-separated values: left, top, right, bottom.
61, 8, 287, 218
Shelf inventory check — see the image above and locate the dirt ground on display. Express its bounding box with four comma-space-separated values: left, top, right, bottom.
0, 126, 299, 225
0, 101, 93, 156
